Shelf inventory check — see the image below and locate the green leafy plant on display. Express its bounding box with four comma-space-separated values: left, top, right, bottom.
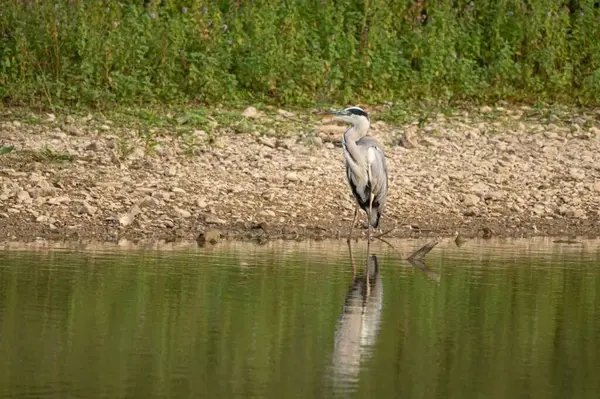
0, 1, 599, 109
0, 145, 15, 155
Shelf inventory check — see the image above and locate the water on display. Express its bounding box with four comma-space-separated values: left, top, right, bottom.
0, 238, 599, 398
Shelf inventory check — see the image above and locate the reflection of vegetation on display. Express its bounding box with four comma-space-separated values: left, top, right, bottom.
0, 249, 598, 398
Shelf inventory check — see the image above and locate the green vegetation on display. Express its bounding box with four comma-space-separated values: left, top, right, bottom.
1, 1, 600, 110
0, 145, 14, 155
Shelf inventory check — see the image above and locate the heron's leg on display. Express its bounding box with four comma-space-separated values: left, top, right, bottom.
347, 239, 356, 281
366, 263, 371, 296
347, 202, 359, 244
367, 193, 375, 256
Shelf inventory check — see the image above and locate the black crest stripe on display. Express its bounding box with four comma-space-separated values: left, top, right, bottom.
345, 107, 369, 119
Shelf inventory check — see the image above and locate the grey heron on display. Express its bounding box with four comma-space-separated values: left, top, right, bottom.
323, 107, 389, 245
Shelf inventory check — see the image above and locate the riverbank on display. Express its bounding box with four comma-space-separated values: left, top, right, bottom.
1, 105, 599, 245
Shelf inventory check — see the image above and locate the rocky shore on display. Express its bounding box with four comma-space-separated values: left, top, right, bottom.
1, 105, 599, 245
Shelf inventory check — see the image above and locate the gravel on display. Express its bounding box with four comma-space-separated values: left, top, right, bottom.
1, 105, 599, 244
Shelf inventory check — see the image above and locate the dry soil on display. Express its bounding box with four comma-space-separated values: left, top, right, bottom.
1, 105, 599, 245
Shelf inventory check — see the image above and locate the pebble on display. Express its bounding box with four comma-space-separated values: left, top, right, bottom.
569, 168, 585, 180
565, 209, 585, 218
259, 136, 277, 148
197, 229, 221, 246
259, 209, 276, 218
79, 201, 98, 215
461, 194, 480, 207
463, 207, 479, 217
2, 106, 600, 243
285, 172, 299, 182
174, 207, 192, 218
196, 198, 208, 208
484, 191, 504, 201
17, 190, 31, 203
471, 183, 489, 197
119, 205, 141, 227
139, 196, 160, 208
242, 106, 259, 118
205, 215, 226, 225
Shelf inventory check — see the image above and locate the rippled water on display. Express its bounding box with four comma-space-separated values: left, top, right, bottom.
0, 238, 599, 398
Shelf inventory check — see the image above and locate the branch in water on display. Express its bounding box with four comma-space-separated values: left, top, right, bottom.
407, 237, 441, 261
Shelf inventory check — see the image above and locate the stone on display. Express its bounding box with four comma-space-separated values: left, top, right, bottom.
17, 190, 31, 203
569, 168, 585, 180
197, 230, 221, 246
65, 125, 84, 136
259, 209, 276, 218
196, 198, 208, 208
277, 109, 295, 118
258, 136, 276, 148
471, 183, 489, 197
164, 166, 178, 177
461, 194, 480, 207
119, 205, 141, 227
174, 207, 192, 218
48, 196, 70, 205
463, 207, 479, 217
285, 172, 299, 182
242, 106, 259, 118
485, 191, 504, 201
308, 136, 323, 147
139, 196, 160, 208
79, 201, 98, 215
565, 208, 585, 218
205, 215, 226, 225
85, 141, 102, 151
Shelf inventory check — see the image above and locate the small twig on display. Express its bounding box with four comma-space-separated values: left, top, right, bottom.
372, 235, 442, 282
407, 237, 441, 261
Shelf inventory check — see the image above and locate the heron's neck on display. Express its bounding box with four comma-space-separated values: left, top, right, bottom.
342, 122, 370, 180
342, 121, 369, 164
343, 121, 369, 144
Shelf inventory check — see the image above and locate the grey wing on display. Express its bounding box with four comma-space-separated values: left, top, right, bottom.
369, 145, 388, 208
358, 137, 388, 206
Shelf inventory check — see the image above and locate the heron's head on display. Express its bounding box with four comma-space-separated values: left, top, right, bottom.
322, 107, 370, 128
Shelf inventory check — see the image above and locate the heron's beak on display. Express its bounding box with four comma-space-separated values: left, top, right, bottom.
317, 109, 348, 119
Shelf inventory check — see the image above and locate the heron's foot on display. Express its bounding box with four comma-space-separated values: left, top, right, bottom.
360, 227, 383, 241
373, 227, 394, 239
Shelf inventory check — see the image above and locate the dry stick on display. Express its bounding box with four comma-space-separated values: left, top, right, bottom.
407, 237, 442, 261
373, 235, 442, 282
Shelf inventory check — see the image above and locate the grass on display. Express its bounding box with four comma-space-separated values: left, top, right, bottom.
1, 1, 600, 112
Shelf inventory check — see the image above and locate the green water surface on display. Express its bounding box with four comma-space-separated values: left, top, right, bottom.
0, 239, 598, 398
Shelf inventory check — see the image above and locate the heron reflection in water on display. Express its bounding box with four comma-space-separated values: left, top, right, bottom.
331, 252, 383, 393
329, 238, 441, 392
